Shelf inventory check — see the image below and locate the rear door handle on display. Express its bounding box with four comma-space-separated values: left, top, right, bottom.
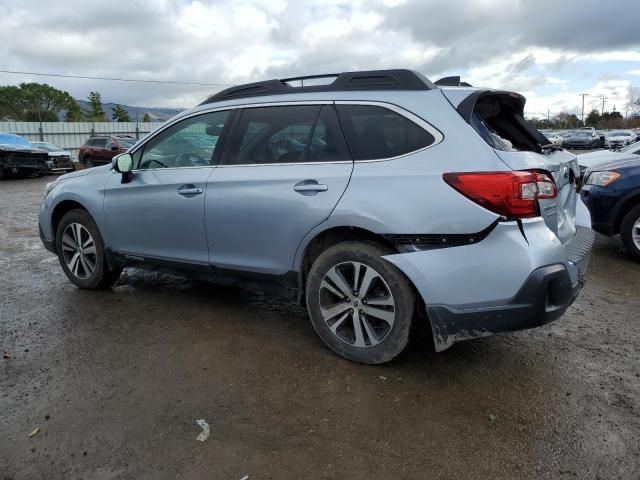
294, 180, 328, 195
178, 184, 203, 197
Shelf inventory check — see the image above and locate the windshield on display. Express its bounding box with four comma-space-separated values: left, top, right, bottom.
116, 138, 136, 147
33, 142, 62, 152
575, 132, 591, 137
607, 131, 628, 137
0, 134, 32, 147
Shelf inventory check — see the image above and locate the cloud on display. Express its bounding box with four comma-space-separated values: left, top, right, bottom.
0, 0, 638, 113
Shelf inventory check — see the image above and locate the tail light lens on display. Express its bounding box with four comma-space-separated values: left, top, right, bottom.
443, 171, 557, 219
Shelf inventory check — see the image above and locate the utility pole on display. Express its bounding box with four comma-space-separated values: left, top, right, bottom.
579, 93, 589, 125
595, 96, 608, 116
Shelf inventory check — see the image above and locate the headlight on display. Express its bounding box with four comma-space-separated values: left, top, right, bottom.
585, 171, 621, 187
44, 180, 60, 197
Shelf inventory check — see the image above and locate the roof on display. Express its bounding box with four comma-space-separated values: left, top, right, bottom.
201, 69, 438, 105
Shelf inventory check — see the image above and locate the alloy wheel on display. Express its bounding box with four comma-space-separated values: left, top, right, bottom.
318, 261, 396, 348
633, 217, 640, 250
61, 223, 97, 279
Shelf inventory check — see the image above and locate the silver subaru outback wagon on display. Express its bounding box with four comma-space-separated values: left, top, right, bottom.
39, 69, 594, 364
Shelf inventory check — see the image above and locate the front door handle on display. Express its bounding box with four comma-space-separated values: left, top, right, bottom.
178, 184, 203, 197
294, 180, 328, 195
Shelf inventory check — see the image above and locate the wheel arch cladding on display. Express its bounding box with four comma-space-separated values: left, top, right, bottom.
51, 200, 90, 241
614, 192, 640, 234
299, 226, 399, 288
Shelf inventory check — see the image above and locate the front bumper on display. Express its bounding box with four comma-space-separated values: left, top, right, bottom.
39, 223, 56, 253
46, 156, 74, 171
383, 218, 594, 351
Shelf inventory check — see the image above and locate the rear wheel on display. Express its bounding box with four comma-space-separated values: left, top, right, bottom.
55, 209, 122, 289
305, 241, 415, 364
621, 205, 640, 262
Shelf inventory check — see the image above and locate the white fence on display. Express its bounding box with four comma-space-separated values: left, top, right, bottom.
0, 121, 164, 161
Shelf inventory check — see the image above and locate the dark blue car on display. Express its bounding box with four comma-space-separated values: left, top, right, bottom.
580, 157, 640, 261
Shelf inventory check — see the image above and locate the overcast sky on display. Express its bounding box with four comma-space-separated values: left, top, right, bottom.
1, 0, 639, 118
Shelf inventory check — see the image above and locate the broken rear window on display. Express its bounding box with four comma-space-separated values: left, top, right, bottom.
469, 93, 548, 153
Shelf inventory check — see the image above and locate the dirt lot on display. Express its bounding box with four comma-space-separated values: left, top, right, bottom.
1, 175, 639, 480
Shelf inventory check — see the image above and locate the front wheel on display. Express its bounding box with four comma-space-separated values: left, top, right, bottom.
621, 205, 640, 262
55, 209, 122, 289
305, 241, 415, 364
84, 157, 94, 168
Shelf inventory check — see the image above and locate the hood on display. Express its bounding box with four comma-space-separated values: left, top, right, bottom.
577, 150, 630, 168
0, 143, 45, 154
606, 136, 630, 141
58, 163, 111, 180
587, 156, 640, 172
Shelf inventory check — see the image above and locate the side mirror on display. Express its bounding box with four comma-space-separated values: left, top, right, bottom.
113, 153, 134, 183
113, 153, 133, 173
111, 145, 119, 151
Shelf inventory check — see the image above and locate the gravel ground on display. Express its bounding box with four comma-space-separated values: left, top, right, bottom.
1, 175, 639, 480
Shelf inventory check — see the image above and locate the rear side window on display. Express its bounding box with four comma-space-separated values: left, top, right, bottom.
336, 105, 434, 160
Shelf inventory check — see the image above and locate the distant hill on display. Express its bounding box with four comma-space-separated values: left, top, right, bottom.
75, 100, 183, 122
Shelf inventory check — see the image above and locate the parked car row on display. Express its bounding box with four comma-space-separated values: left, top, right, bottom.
541, 128, 638, 150
0, 132, 142, 179
0, 133, 73, 179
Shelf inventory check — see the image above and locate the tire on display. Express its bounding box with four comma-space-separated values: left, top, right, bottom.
620, 204, 640, 262
55, 209, 122, 289
305, 241, 415, 364
84, 157, 94, 168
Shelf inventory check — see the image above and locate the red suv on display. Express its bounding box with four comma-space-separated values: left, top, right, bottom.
78, 135, 137, 168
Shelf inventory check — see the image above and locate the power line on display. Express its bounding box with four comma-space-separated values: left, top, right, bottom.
0, 69, 231, 87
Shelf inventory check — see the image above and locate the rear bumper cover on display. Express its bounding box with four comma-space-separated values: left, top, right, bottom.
426, 262, 583, 351
383, 218, 594, 351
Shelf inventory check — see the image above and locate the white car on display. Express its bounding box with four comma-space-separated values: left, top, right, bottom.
543, 132, 564, 146
578, 140, 640, 176
31, 141, 74, 173
604, 130, 636, 149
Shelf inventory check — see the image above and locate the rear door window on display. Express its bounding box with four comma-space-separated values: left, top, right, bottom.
225, 105, 320, 165
306, 105, 351, 162
336, 104, 435, 160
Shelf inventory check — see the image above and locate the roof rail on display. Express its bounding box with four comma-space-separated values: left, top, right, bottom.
434, 76, 473, 87
201, 69, 435, 104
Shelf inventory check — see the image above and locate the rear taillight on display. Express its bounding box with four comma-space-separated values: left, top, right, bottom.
443, 171, 557, 219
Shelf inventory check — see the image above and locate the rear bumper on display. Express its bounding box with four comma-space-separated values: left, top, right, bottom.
426, 263, 583, 350
383, 218, 594, 351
